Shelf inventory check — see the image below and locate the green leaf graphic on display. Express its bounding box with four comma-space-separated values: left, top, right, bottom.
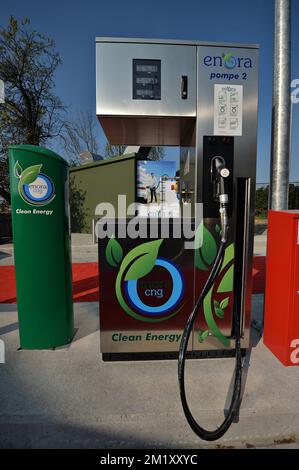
122, 239, 163, 281
105, 237, 123, 267
195, 223, 217, 271
222, 243, 234, 269
203, 284, 230, 347
199, 239, 235, 348
198, 330, 209, 343
217, 244, 234, 293
220, 297, 229, 310
215, 307, 224, 319
218, 264, 234, 293
223, 52, 232, 63
14, 161, 23, 178
20, 164, 42, 185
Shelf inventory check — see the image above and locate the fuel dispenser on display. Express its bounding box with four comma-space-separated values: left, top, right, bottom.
96, 38, 258, 440
264, 211, 299, 366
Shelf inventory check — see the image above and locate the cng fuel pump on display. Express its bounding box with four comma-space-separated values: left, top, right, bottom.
96, 38, 258, 440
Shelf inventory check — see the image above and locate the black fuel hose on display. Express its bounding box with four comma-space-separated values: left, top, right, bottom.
178, 218, 242, 441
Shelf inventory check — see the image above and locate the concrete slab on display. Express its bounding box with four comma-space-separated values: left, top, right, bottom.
71, 233, 98, 263
0, 244, 14, 266
0, 233, 98, 265
1, 231, 268, 266
1, 295, 299, 449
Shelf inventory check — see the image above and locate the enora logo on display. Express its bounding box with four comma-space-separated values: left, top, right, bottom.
203, 52, 252, 69
14, 161, 55, 206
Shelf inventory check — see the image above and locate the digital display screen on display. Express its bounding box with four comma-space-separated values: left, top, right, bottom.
136, 77, 159, 85
133, 59, 161, 100
136, 64, 158, 73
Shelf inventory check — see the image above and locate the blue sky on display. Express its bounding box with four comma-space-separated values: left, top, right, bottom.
2, 0, 299, 183
137, 161, 177, 183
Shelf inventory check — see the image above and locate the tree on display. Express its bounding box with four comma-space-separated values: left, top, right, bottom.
289, 183, 299, 210
255, 185, 269, 218
104, 143, 126, 158
0, 16, 65, 204
61, 111, 100, 165
69, 175, 88, 232
104, 143, 165, 160
147, 146, 165, 161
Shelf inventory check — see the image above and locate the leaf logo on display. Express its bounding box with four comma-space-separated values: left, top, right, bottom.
106, 238, 185, 323
20, 164, 42, 185
123, 239, 163, 281
14, 161, 55, 206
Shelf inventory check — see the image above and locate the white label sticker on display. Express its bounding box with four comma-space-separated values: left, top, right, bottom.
213, 84, 243, 136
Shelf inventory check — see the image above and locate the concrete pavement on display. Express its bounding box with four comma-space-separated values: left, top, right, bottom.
0, 233, 98, 266
3, 226, 295, 449
0, 228, 268, 266
1, 296, 299, 449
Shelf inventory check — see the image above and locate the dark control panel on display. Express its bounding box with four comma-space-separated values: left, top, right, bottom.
181, 76, 188, 99
133, 59, 161, 100
202, 136, 234, 218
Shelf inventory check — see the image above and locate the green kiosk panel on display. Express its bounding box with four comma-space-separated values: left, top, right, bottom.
8, 145, 74, 349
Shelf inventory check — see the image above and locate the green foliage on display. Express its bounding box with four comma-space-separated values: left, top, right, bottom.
255, 185, 269, 218
255, 184, 299, 218
0, 16, 65, 204
147, 146, 165, 161
69, 176, 89, 233
289, 184, 299, 210
104, 144, 127, 158
104, 143, 165, 161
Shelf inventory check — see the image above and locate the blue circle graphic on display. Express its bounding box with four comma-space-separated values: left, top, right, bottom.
125, 258, 184, 316
23, 173, 54, 203
224, 55, 237, 69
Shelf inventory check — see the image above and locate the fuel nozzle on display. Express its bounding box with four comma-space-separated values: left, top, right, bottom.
211, 156, 230, 242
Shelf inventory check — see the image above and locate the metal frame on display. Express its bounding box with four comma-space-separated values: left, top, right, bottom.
96, 37, 259, 49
